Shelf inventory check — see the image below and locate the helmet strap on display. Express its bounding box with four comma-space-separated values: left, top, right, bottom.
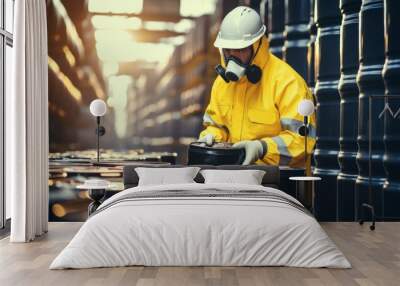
249, 38, 262, 65
245, 39, 263, 84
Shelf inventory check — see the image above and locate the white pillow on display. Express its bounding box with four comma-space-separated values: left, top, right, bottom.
135, 167, 201, 186
200, 169, 266, 185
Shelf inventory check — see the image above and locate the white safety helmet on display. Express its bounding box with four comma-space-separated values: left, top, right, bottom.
214, 6, 266, 49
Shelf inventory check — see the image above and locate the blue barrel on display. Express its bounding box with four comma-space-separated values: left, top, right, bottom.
308, 0, 317, 170
313, 0, 341, 221
307, 0, 317, 90
382, 0, 400, 219
263, 0, 269, 28
337, 0, 361, 221
268, 0, 285, 58
355, 0, 385, 219
248, 0, 261, 14
283, 0, 310, 80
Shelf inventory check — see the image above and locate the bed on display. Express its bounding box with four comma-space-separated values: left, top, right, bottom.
50, 165, 350, 269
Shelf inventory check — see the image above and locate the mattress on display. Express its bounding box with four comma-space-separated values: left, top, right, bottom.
50, 183, 351, 269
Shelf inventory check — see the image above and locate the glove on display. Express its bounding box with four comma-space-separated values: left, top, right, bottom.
232, 140, 267, 165
197, 133, 215, 146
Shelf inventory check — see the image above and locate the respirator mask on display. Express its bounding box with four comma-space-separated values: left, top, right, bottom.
215, 40, 262, 84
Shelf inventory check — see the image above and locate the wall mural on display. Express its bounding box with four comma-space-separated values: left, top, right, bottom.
47, 0, 400, 223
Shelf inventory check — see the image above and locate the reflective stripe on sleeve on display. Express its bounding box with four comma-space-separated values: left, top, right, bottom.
280, 118, 316, 138
203, 112, 229, 136
203, 112, 220, 127
271, 136, 292, 166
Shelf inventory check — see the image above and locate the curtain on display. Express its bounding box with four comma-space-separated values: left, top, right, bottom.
7, 0, 49, 242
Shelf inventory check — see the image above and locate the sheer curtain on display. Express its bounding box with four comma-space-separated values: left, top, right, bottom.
7, 0, 49, 242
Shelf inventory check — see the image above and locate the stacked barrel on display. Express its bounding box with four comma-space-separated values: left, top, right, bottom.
337, 0, 361, 221
355, 0, 386, 220
382, 0, 400, 218
313, 0, 342, 221
307, 0, 316, 90
308, 0, 400, 221
283, 0, 310, 79
268, 0, 285, 58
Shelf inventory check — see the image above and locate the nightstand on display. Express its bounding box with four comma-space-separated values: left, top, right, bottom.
289, 176, 321, 214
77, 179, 110, 216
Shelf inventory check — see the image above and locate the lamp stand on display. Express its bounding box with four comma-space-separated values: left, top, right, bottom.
97, 117, 100, 163
303, 116, 311, 177
95, 116, 106, 165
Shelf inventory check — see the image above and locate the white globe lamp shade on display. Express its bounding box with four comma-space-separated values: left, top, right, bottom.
298, 99, 315, 116
90, 99, 107, 117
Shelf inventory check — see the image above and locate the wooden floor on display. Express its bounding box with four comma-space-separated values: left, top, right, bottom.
0, 222, 399, 286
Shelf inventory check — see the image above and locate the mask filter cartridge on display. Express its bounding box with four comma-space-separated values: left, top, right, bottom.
215, 64, 230, 83
225, 57, 247, 81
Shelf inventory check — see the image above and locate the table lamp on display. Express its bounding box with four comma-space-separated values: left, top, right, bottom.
89, 99, 107, 164
297, 99, 315, 176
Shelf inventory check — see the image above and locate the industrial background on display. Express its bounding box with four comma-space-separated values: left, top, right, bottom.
46, 0, 400, 222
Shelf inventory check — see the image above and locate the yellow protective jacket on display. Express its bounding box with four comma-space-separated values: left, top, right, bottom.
200, 36, 316, 167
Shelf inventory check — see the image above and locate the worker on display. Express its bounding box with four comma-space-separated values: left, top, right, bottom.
198, 6, 316, 167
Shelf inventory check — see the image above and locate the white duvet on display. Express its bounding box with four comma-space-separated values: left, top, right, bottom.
50, 183, 351, 269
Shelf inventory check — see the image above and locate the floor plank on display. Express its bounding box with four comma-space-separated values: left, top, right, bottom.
0, 222, 399, 286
